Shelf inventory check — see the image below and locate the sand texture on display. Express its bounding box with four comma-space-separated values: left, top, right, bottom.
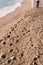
0, 0, 43, 65
0, 8, 43, 65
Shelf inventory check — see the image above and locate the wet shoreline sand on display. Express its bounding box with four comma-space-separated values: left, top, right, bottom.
0, 0, 23, 17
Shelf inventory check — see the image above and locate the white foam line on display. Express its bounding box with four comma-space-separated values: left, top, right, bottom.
0, 2, 22, 18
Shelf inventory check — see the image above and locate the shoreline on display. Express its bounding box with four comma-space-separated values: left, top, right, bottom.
0, 0, 23, 18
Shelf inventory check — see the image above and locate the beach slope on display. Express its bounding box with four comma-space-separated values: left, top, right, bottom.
0, 0, 43, 65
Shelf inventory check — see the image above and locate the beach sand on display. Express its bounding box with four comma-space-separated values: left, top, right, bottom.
0, 0, 43, 65
0, 0, 32, 38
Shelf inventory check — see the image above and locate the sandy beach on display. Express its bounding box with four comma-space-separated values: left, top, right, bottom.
0, 0, 32, 38
0, 0, 43, 65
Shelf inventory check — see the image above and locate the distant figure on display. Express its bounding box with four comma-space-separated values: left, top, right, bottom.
36, 0, 40, 8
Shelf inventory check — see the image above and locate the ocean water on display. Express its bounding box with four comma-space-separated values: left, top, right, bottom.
0, 0, 23, 17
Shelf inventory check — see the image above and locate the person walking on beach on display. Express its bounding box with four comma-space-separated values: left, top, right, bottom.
36, 0, 40, 8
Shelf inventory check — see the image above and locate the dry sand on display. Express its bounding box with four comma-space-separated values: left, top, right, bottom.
0, 0, 32, 38
0, 0, 43, 65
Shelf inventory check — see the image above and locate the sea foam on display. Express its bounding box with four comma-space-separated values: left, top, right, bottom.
0, 0, 23, 18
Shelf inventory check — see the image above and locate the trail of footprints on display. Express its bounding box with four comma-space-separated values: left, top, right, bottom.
0, 9, 43, 65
